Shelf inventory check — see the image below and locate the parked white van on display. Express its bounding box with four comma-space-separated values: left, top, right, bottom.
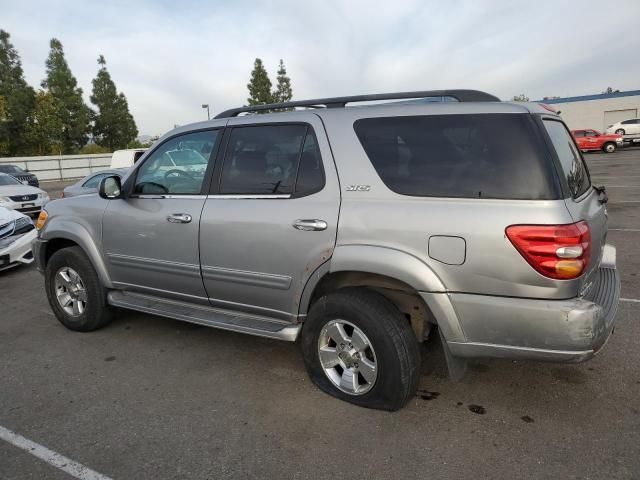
109, 149, 147, 169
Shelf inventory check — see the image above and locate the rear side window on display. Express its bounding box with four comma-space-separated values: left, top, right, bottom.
219, 125, 324, 196
543, 120, 590, 198
354, 114, 557, 200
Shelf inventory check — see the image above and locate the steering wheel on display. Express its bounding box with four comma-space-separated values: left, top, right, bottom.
164, 169, 194, 180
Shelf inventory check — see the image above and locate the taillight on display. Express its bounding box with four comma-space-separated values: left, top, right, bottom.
505, 221, 591, 280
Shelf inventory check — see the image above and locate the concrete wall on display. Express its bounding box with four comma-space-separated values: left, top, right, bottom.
0, 153, 112, 182
552, 96, 640, 131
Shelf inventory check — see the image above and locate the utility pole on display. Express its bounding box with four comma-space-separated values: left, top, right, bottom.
201, 104, 210, 120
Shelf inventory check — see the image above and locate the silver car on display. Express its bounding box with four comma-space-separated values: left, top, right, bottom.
62, 168, 129, 198
33, 90, 620, 410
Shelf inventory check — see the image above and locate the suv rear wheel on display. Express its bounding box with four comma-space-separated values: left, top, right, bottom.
615, 128, 625, 135
45, 246, 114, 332
300, 288, 420, 411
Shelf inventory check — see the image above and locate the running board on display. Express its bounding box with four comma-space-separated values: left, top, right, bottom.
107, 291, 301, 341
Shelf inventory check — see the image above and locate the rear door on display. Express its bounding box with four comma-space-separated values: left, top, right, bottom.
542, 118, 607, 284
199, 114, 340, 320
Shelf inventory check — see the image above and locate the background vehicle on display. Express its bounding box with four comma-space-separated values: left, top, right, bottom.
34, 90, 619, 411
62, 168, 129, 198
606, 118, 640, 136
0, 206, 36, 271
0, 164, 39, 187
0, 173, 49, 215
572, 129, 622, 153
109, 148, 147, 168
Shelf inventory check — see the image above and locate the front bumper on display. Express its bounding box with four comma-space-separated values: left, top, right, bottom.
0, 229, 37, 271
32, 237, 48, 274
440, 246, 620, 362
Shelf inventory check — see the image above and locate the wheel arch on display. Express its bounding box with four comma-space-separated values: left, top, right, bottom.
41, 220, 113, 288
298, 245, 452, 342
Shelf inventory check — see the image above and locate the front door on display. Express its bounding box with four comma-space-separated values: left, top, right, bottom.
199, 114, 340, 320
103, 128, 222, 302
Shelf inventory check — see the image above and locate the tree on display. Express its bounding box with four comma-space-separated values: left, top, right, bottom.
512, 94, 529, 102
272, 59, 293, 106
247, 58, 273, 110
603, 87, 620, 94
90, 55, 138, 150
25, 90, 63, 155
42, 38, 91, 153
0, 30, 35, 156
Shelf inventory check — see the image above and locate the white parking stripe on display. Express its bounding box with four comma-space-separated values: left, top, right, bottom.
610, 228, 640, 232
620, 298, 640, 304
0, 425, 112, 480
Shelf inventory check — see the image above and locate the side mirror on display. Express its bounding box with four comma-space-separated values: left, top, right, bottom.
99, 175, 123, 199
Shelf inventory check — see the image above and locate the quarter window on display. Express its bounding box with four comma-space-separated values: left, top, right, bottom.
543, 120, 590, 198
354, 114, 558, 200
219, 125, 324, 196
134, 130, 219, 195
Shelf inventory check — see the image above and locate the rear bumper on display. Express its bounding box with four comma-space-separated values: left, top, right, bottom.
433, 246, 620, 362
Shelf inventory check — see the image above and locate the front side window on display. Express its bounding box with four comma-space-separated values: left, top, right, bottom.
219, 124, 324, 195
585, 130, 597, 137
354, 114, 558, 200
543, 119, 590, 198
134, 130, 219, 195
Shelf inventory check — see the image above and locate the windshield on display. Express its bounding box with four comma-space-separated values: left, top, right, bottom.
0, 165, 22, 174
0, 174, 21, 186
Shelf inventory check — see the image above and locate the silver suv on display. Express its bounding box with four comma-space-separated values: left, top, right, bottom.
33, 90, 620, 411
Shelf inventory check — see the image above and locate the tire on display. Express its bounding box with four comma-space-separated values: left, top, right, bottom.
602, 142, 617, 153
45, 246, 114, 332
300, 288, 421, 411
615, 129, 625, 135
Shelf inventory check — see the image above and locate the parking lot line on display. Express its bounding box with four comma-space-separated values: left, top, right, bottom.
0, 425, 112, 480
620, 298, 640, 304
610, 228, 640, 232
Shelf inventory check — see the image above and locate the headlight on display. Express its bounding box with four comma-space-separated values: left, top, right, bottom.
38, 193, 49, 199
35, 210, 48, 230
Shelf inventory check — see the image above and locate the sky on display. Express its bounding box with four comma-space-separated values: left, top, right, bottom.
3, 0, 640, 136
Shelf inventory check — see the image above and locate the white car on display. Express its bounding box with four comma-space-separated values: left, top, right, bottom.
109, 148, 147, 168
606, 118, 640, 136
0, 172, 49, 216
0, 206, 37, 271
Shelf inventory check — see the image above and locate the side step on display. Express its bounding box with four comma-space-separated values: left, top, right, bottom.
107, 291, 301, 341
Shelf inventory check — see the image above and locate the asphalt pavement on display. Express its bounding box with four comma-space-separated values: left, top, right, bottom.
1, 148, 639, 479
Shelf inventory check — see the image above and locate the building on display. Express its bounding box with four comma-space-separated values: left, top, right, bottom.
537, 90, 640, 131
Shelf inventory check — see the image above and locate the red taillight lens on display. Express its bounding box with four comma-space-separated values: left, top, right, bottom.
505, 221, 591, 280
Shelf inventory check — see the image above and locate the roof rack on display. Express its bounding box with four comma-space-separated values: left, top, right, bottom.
214, 89, 500, 118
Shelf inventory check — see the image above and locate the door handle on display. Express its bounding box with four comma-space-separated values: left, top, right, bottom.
293, 219, 328, 231
167, 213, 193, 224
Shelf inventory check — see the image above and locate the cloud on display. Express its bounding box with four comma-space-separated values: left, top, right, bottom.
3, 0, 640, 135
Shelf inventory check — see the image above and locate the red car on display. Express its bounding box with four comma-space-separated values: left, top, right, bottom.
571, 129, 623, 153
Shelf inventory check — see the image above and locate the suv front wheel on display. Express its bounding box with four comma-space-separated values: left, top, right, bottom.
45, 246, 114, 332
301, 288, 421, 411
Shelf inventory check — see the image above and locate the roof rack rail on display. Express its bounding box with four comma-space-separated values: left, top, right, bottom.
214, 89, 500, 118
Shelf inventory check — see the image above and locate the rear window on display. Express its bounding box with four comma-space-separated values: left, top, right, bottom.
354, 114, 557, 200
543, 120, 590, 198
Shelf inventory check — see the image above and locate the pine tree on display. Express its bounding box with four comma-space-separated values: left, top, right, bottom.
42, 38, 91, 153
247, 58, 273, 110
90, 55, 138, 150
273, 59, 293, 106
25, 90, 63, 155
0, 30, 35, 155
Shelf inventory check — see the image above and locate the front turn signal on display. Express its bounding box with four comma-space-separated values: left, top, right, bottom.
35, 210, 48, 230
